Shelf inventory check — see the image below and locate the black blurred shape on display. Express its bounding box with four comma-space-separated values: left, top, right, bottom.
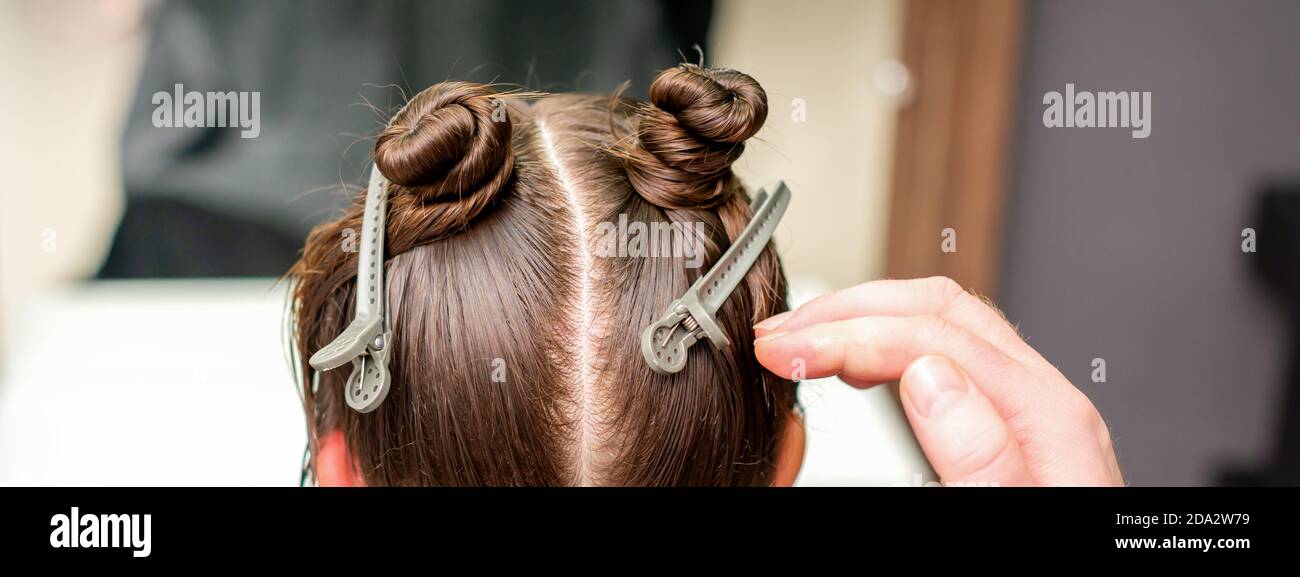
1254, 187, 1300, 299
98, 198, 301, 278
1223, 183, 1300, 486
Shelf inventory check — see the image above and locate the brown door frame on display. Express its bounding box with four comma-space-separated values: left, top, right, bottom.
885, 0, 1025, 298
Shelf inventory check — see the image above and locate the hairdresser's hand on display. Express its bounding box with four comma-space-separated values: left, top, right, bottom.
753, 277, 1123, 486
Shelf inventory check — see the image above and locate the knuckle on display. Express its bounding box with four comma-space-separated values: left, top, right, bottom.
1065, 389, 1103, 430
926, 276, 967, 305
914, 315, 956, 344
929, 275, 983, 319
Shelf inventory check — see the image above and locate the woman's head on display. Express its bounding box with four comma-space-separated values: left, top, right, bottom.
289, 64, 799, 486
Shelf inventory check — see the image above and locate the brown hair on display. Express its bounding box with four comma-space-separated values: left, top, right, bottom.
288, 64, 794, 486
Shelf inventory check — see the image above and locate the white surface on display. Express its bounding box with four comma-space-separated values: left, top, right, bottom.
0, 280, 305, 486
0, 278, 929, 486
796, 379, 933, 486
787, 278, 933, 486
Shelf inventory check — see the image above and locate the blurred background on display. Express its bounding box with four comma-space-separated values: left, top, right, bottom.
0, 0, 1296, 486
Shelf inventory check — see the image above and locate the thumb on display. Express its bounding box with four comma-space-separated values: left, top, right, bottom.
900, 355, 1035, 487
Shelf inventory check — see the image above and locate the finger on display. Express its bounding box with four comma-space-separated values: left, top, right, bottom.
756, 317, 1119, 485
754, 277, 1045, 370
900, 355, 1035, 486
837, 376, 891, 389
754, 311, 793, 336
754, 315, 1044, 419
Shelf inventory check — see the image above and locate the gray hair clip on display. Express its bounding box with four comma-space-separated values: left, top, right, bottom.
641, 181, 792, 375
308, 164, 393, 413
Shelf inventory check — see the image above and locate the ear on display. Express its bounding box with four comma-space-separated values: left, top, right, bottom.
316, 430, 366, 487
770, 410, 805, 487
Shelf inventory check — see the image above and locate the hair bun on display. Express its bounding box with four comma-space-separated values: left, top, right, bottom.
650, 65, 768, 143
374, 81, 513, 239
624, 65, 768, 210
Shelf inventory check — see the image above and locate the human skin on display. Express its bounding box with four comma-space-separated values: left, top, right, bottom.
753, 276, 1124, 487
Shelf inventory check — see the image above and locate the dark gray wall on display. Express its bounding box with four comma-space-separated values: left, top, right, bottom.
1001, 0, 1299, 485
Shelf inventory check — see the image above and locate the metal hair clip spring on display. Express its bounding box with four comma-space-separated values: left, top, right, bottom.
308, 164, 393, 413
641, 182, 791, 375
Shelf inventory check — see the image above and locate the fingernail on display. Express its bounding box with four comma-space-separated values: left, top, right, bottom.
905, 356, 969, 418
754, 330, 788, 344
754, 311, 794, 333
